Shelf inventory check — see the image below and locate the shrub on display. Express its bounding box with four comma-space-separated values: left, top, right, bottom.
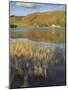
10, 24, 18, 28
39, 24, 48, 27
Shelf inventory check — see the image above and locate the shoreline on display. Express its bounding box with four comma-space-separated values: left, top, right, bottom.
10, 38, 65, 49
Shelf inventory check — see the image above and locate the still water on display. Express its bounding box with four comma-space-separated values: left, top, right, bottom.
10, 27, 65, 33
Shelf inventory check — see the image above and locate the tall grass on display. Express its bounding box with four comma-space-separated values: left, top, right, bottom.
10, 41, 53, 61
10, 41, 65, 88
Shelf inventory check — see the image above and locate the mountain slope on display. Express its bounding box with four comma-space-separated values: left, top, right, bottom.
10, 10, 65, 27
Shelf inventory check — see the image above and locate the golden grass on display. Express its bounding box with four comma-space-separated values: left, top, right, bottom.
10, 41, 54, 61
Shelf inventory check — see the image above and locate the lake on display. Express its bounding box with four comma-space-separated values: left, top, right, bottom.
10, 27, 66, 88
10, 27, 65, 33
10, 27, 65, 49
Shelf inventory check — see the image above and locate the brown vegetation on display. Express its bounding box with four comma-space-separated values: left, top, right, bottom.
10, 10, 65, 27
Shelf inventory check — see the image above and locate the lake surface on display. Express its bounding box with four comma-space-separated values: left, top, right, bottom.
10, 38, 65, 50
10, 27, 65, 50
10, 27, 65, 33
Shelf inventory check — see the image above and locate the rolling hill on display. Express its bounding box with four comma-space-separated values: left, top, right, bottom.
10, 10, 65, 28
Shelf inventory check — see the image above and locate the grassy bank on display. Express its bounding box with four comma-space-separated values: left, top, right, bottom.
10, 31, 65, 43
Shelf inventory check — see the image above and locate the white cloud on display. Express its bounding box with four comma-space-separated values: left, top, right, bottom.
16, 2, 41, 8
59, 5, 65, 8
58, 5, 65, 10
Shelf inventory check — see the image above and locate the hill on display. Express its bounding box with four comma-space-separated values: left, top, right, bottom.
10, 10, 65, 28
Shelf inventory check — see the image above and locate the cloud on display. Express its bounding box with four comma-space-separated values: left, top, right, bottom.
58, 5, 65, 9
59, 5, 65, 8
16, 2, 41, 8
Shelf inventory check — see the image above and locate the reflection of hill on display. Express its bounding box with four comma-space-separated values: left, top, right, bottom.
10, 10, 65, 27
10, 31, 65, 43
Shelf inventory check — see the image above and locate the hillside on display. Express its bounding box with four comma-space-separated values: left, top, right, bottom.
10, 10, 65, 28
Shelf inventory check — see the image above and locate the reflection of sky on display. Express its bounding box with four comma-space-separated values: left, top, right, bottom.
10, 1, 65, 16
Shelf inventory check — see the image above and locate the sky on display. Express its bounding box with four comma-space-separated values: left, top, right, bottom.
10, 1, 65, 16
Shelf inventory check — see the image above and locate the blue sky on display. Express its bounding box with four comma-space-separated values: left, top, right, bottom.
10, 1, 65, 16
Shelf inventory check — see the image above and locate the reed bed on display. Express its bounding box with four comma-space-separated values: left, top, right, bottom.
10, 41, 54, 61
10, 41, 54, 80
10, 41, 65, 88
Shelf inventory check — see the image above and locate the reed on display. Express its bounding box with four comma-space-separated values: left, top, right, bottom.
10, 41, 54, 61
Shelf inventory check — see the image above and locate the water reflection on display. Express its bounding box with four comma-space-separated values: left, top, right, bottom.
10, 41, 66, 88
